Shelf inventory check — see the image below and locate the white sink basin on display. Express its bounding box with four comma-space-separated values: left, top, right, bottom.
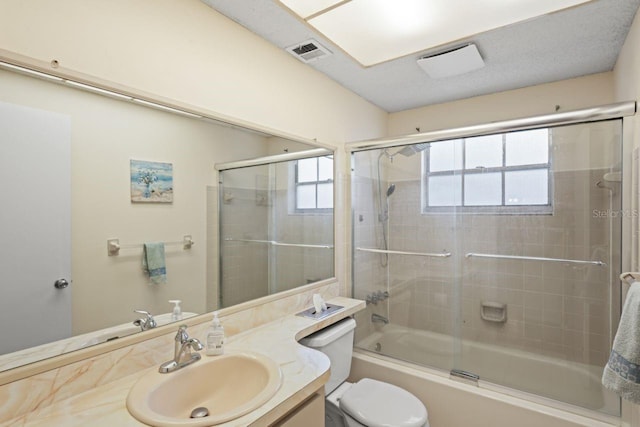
126, 351, 282, 426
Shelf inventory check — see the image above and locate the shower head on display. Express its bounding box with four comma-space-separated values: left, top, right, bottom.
396, 143, 429, 157
386, 184, 396, 197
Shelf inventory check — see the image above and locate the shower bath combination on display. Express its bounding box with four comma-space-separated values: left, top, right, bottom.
352, 115, 624, 419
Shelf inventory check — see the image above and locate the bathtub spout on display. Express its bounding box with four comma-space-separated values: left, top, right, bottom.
372, 313, 389, 325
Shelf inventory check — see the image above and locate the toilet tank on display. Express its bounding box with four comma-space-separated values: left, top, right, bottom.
299, 317, 356, 395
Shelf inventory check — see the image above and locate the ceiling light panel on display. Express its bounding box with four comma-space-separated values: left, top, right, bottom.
279, 0, 344, 19
286, 0, 593, 66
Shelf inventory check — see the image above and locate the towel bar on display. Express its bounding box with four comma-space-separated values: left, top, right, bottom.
107, 235, 194, 256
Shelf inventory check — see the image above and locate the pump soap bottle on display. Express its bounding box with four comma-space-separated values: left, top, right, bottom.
206, 312, 225, 356
169, 300, 182, 321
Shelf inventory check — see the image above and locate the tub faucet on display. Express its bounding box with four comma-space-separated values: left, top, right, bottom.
366, 290, 389, 305
133, 309, 157, 331
159, 325, 203, 373
371, 313, 389, 325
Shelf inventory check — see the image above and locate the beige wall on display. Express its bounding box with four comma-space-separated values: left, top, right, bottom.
388, 72, 615, 136
612, 4, 640, 425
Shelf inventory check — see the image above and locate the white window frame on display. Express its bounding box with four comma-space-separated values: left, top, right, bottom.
422, 131, 553, 215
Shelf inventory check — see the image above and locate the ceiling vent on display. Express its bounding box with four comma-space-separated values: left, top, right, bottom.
417, 43, 485, 79
286, 39, 332, 63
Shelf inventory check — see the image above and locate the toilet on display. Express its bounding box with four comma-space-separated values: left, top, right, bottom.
300, 318, 429, 427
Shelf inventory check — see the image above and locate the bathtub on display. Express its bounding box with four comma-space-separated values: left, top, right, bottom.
353, 324, 620, 426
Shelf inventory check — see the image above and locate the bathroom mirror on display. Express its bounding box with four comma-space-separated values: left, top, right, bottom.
0, 63, 335, 372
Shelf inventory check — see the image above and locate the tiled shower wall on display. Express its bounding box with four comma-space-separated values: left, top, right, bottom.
352, 121, 622, 366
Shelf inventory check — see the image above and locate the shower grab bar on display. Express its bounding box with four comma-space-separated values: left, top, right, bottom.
224, 238, 333, 249
356, 247, 451, 258
465, 252, 606, 267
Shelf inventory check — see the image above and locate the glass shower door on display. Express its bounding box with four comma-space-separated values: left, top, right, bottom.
351, 146, 461, 374
454, 120, 622, 416
351, 118, 622, 417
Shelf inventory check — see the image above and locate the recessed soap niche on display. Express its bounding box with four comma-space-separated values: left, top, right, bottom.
480, 301, 507, 323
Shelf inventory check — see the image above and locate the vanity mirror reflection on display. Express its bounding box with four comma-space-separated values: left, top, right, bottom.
216, 151, 335, 309
0, 62, 335, 372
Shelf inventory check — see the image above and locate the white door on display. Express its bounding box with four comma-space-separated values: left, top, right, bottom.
0, 100, 72, 354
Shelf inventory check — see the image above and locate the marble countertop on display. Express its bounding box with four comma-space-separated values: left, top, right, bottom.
11, 297, 365, 426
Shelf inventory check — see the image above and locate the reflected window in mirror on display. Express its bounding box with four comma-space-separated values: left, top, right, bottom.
294, 155, 334, 213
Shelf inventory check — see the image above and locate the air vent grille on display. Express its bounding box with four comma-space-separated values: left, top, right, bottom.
293, 43, 318, 55
286, 39, 332, 63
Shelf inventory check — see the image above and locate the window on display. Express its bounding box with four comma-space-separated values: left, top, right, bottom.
294, 155, 333, 212
423, 128, 551, 214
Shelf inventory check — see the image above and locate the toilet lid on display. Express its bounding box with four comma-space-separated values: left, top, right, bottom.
339, 378, 427, 427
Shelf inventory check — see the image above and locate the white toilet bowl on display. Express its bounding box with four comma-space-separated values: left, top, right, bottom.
300, 318, 429, 427
326, 379, 429, 427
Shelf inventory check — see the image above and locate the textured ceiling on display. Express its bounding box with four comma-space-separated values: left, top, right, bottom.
202, 0, 640, 113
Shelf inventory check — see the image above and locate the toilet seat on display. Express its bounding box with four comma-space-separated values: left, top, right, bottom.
339, 378, 428, 427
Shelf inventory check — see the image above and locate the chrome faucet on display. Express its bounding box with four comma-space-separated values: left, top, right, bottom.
366, 290, 389, 305
159, 325, 203, 373
133, 309, 157, 331
371, 313, 389, 325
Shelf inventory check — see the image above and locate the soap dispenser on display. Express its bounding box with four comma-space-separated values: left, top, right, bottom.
169, 300, 182, 321
206, 312, 225, 356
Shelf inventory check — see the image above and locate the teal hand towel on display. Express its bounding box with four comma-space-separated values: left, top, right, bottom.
602, 281, 640, 403
142, 242, 167, 285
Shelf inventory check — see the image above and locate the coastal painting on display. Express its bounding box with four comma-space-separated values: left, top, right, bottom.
130, 160, 173, 203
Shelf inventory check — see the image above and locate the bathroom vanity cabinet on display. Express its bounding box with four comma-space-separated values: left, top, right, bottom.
273, 389, 325, 427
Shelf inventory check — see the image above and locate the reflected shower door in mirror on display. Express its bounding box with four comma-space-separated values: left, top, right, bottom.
352, 120, 622, 417
0, 62, 326, 372
218, 152, 334, 308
